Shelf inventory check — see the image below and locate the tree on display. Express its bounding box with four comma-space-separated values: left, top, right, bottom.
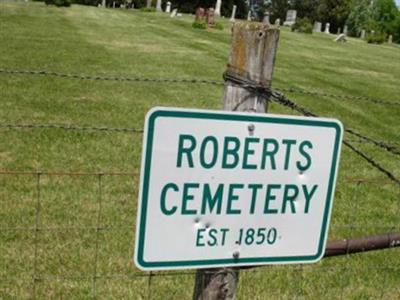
347, 0, 400, 39
315, 0, 352, 33
267, 0, 291, 24
292, 0, 320, 22
347, 0, 374, 36
392, 14, 400, 43
373, 0, 399, 33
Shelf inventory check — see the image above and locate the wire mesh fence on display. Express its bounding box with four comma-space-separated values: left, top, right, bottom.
0, 70, 399, 299
1, 128, 399, 299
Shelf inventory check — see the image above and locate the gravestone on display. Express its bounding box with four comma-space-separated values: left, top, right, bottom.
337, 28, 341, 35
195, 8, 205, 22
165, 2, 171, 13
247, 11, 251, 21
334, 34, 347, 43
360, 29, 366, 39
215, 0, 222, 17
112, 1, 115, 8
206, 8, 215, 27
156, 0, 162, 11
388, 35, 393, 44
275, 18, 280, 26
324, 23, 330, 34
283, 10, 297, 26
230, 5, 237, 22
343, 25, 348, 35
170, 8, 177, 18
313, 22, 322, 33
263, 12, 270, 25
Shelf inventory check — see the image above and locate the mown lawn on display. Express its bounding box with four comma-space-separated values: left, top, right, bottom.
0, 1, 399, 299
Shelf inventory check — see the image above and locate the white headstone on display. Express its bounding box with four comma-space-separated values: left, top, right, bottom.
165, 2, 171, 13
263, 12, 270, 25
156, 0, 162, 11
324, 23, 330, 34
313, 22, 322, 33
343, 25, 348, 36
170, 8, 177, 18
388, 35, 393, 44
215, 0, 222, 17
275, 18, 280, 26
101, 0, 105, 7
230, 5, 237, 22
112, 1, 115, 8
361, 29, 366, 39
334, 34, 347, 43
283, 10, 297, 26
247, 11, 251, 21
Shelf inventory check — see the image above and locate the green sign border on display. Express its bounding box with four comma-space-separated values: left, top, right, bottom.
135, 108, 342, 269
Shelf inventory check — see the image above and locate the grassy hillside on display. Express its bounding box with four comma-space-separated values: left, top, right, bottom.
0, 1, 399, 299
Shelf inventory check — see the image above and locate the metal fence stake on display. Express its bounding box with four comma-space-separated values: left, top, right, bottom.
192, 21, 280, 300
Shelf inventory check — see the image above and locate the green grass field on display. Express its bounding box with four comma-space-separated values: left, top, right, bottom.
0, 1, 399, 299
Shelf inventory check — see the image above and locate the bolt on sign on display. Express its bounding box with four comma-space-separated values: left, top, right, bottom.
134, 107, 343, 270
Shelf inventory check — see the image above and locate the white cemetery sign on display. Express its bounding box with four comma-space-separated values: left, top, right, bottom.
134, 107, 343, 270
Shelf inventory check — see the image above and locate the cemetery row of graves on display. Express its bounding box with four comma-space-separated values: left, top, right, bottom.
89, 1, 398, 44
42, 0, 400, 44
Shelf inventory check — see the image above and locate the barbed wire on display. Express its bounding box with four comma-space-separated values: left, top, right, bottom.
0, 169, 396, 185
1, 73, 399, 191
1, 68, 399, 106
345, 128, 400, 156
222, 73, 400, 186
267, 91, 400, 186
2, 124, 399, 163
1, 48, 399, 299
268, 91, 400, 156
224, 72, 400, 155
275, 87, 400, 106
2, 123, 398, 151
0, 123, 143, 133
346, 138, 400, 147
0, 68, 223, 86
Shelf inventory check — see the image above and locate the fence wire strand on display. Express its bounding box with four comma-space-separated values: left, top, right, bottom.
92, 174, 103, 299
32, 173, 41, 299
222, 74, 400, 186
1, 68, 400, 106
0, 123, 143, 133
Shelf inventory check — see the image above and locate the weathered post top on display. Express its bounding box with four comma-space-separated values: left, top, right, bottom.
223, 22, 280, 112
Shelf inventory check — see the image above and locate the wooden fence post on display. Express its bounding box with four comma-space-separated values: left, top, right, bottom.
192, 22, 280, 300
